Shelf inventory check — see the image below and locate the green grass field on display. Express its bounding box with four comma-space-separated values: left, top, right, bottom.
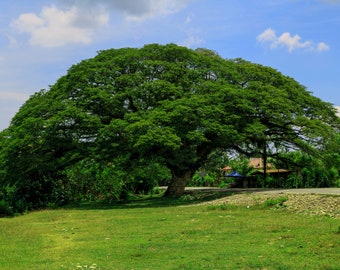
0, 195, 339, 270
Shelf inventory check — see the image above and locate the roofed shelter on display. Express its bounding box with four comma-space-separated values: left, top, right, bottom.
222, 158, 291, 188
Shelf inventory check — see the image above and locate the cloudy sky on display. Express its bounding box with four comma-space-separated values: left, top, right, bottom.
1, 0, 339, 131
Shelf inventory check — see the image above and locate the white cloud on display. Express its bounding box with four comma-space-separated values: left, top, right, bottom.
257, 28, 276, 44
11, 0, 193, 47
104, 0, 193, 22
257, 28, 330, 52
317, 42, 330, 52
180, 35, 203, 48
277, 32, 312, 52
13, 13, 44, 32
11, 4, 109, 47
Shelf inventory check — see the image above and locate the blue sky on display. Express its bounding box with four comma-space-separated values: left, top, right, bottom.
1, 0, 340, 131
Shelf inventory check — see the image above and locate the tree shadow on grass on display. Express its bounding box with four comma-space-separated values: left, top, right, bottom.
63, 190, 239, 211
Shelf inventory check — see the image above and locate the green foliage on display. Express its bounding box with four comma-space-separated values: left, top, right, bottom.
284, 174, 303, 188
227, 157, 256, 176
276, 151, 339, 188
189, 171, 216, 187
189, 149, 229, 187
63, 158, 171, 202
0, 43, 339, 212
264, 197, 287, 207
206, 203, 233, 211
0, 200, 13, 217
64, 159, 124, 202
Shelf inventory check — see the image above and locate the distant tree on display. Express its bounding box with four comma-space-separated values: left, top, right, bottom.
275, 150, 339, 188
0, 44, 339, 212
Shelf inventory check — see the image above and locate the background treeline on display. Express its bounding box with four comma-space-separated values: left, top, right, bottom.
190, 150, 340, 189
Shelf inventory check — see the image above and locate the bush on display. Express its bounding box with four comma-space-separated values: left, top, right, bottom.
264, 197, 287, 208
189, 171, 217, 187
0, 200, 13, 217
65, 159, 126, 202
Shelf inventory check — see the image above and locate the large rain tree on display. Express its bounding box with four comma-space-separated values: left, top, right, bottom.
0, 43, 338, 208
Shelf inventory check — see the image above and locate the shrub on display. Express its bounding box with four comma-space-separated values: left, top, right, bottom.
0, 200, 13, 217
189, 171, 217, 187
264, 197, 287, 208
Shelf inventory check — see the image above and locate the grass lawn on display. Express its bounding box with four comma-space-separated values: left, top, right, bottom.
0, 195, 339, 270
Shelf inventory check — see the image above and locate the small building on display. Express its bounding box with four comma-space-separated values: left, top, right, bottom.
222, 158, 290, 188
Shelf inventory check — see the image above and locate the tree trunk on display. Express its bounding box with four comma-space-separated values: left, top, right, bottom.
164, 170, 192, 197
263, 143, 267, 188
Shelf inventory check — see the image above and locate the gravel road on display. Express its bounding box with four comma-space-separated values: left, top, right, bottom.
184, 187, 340, 195
249, 188, 340, 195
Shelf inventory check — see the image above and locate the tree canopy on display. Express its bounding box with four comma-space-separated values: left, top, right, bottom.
0, 43, 339, 211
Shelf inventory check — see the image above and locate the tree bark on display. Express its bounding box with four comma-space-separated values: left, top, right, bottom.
164, 170, 192, 197
263, 143, 267, 187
